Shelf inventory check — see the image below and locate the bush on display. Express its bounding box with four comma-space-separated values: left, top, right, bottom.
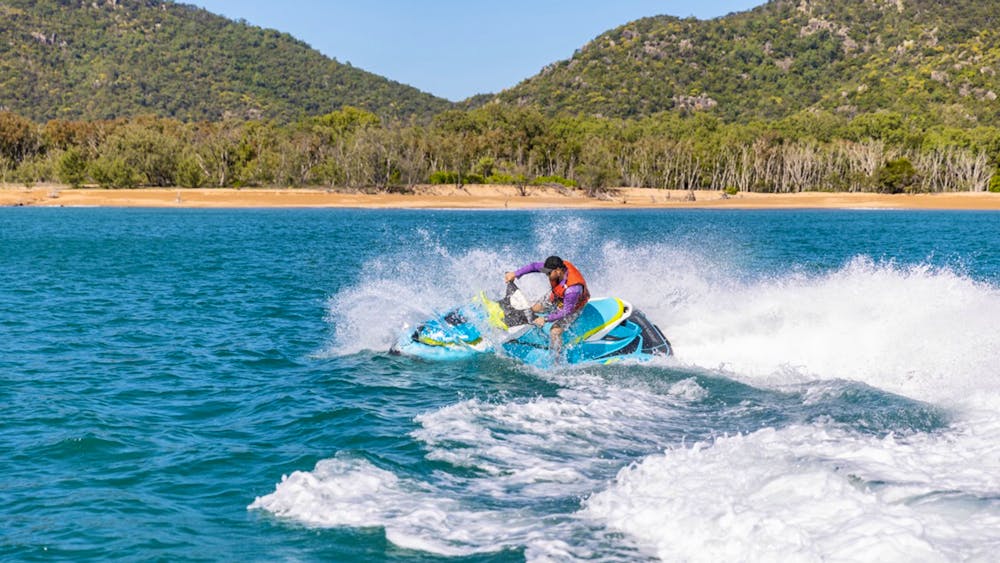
989, 170, 1000, 193
15, 158, 47, 188
724, 185, 739, 196
462, 173, 485, 184
876, 158, 918, 194
57, 148, 88, 188
486, 173, 515, 184
531, 175, 578, 188
176, 155, 206, 189
473, 157, 495, 178
429, 170, 459, 184
90, 156, 141, 189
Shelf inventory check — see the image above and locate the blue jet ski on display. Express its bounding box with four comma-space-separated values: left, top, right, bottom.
391, 281, 672, 367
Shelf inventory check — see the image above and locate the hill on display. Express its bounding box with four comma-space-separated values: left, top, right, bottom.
490, 0, 1000, 124
0, 0, 451, 122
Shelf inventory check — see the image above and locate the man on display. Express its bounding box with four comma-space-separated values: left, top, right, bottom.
504, 255, 590, 358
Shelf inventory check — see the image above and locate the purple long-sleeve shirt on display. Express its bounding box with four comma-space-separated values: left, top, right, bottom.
513, 262, 584, 322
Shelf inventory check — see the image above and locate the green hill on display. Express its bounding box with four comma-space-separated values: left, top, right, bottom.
490, 0, 1000, 125
0, 0, 451, 122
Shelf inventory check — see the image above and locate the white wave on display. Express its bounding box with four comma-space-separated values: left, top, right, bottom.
659, 256, 1000, 409
481, 238, 1000, 411
412, 381, 703, 500
248, 455, 526, 556
323, 245, 513, 356
323, 214, 600, 357
312, 220, 1000, 560
251, 379, 709, 558
584, 417, 1000, 562
257, 384, 999, 560
328, 236, 1000, 410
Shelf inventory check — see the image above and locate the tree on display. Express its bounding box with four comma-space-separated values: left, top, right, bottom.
876, 157, 918, 194
846, 112, 908, 145
89, 156, 140, 189
314, 106, 381, 139
57, 148, 88, 188
432, 110, 482, 188
80, 117, 187, 187
43, 119, 105, 154
577, 136, 617, 195
176, 152, 206, 188
0, 111, 40, 163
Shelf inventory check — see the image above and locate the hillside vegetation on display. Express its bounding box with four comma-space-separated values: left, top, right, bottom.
494, 0, 1000, 125
0, 0, 451, 121
3, 103, 998, 194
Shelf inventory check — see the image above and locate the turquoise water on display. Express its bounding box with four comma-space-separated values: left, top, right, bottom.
2, 208, 999, 561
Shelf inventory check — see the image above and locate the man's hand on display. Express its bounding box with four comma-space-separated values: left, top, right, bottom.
504, 271, 517, 283
533, 317, 546, 327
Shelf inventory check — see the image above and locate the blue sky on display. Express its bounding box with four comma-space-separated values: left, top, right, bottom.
187, 1, 765, 101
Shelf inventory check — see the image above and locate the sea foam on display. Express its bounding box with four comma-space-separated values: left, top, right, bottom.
583, 418, 1000, 562
249, 455, 524, 556
328, 234, 1000, 410
309, 217, 1000, 560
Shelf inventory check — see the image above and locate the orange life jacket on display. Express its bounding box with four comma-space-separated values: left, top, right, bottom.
549, 260, 590, 311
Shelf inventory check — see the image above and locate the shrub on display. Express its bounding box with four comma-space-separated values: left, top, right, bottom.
876, 158, 918, 194
429, 170, 459, 184
90, 156, 140, 189
176, 155, 206, 189
531, 175, 578, 188
486, 173, 515, 184
473, 157, 495, 178
989, 169, 1000, 193
724, 185, 739, 196
15, 159, 44, 188
57, 148, 88, 188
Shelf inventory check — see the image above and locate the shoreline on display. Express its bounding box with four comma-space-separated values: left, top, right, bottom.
3, 184, 1000, 210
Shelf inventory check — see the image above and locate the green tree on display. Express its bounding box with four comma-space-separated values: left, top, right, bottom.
89, 156, 140, 189
15, 157, 50, 188
176, 153, 206, 188
57, 148, 88, 188
876, 157, 919, 194
314, 106, 381, 138
989, 169, 1000, 193
847, 112, 908, 145
432, 110, 482, 187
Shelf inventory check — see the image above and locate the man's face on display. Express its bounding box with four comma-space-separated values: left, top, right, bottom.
548, 267, 564, 283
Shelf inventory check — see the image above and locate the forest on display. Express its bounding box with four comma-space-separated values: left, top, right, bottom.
2, 104, 999, 194
498, 0, 1000, 124
0, 0, 449, 122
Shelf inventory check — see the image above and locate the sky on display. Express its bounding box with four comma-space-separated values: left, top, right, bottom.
187, 1, 766, 101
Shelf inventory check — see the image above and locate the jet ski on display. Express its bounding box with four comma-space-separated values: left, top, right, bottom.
391, 281, 672, 367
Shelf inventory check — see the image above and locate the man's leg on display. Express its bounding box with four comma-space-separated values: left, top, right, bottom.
549, 308, 582, 362
549, 324, 564, 357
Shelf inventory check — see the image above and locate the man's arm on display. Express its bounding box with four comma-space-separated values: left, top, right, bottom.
514, 262, 545, 278
507, 262, 545, 283
545, 285, 583, 322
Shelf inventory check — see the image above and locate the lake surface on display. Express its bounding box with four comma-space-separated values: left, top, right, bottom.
2, 207, 999, 561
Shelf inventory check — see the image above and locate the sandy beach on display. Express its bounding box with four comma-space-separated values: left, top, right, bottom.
2, 183, 999, 210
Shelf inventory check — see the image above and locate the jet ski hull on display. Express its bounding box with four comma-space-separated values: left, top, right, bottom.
499, 306, 671, 367
391, 284, 671, 367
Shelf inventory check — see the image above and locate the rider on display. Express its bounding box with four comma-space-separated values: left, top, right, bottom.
504, 255, 590, 357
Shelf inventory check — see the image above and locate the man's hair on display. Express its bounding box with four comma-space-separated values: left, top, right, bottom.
541, 256, 564, 273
